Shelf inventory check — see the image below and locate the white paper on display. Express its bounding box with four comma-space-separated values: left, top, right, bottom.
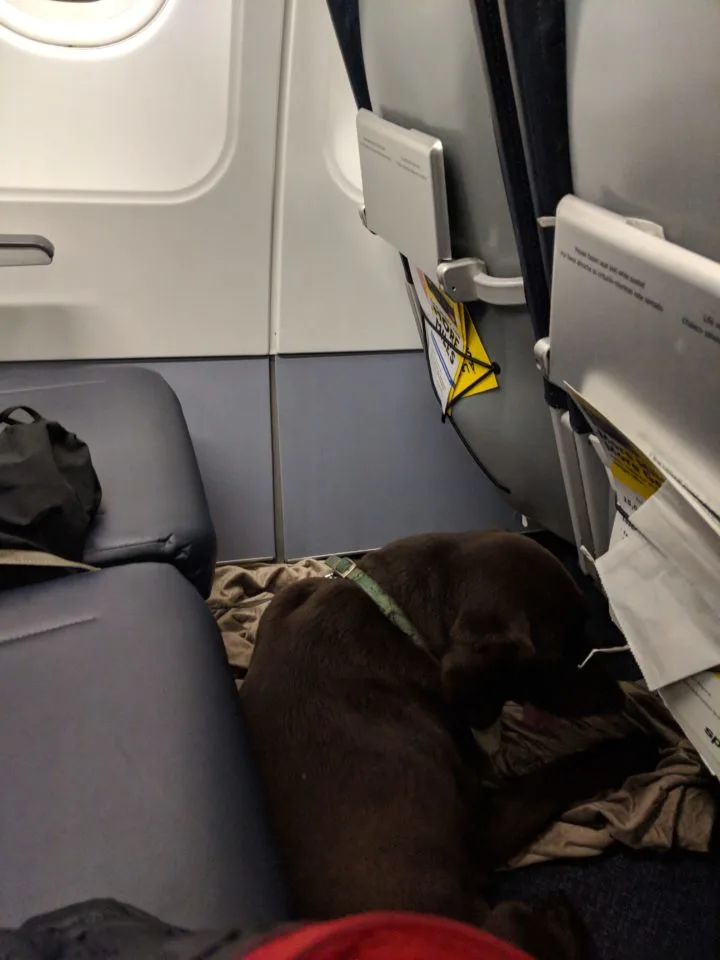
661, 672, 720, 778
425, 322, 458, 413
632, 474, 720, 621
413, 267, 463, 413
596, 485, 720, 690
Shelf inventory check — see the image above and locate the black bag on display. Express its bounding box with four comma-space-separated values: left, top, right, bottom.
0, 406, 102, 562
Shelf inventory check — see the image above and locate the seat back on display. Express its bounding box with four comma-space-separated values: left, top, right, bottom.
334, 0, 573, 539
567, 0, 720, 262
555, 0, 720, 561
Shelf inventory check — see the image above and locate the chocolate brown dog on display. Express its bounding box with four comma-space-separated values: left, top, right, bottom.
240, 532, 656, 957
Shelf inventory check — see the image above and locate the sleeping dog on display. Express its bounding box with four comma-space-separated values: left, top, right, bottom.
240, 532, 657, 957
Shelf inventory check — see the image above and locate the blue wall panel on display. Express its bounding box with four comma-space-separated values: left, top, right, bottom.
143, 360, 275, 562
275, 352, 519, 558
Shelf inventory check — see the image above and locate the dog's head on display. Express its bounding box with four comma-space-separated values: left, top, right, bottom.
440, 534, 624, 729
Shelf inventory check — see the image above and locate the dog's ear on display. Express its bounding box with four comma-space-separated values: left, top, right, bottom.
441, 612, 534, 729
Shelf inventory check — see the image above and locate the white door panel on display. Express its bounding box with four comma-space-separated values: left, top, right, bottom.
0, 0, 283, 360
272, 0, 419, 354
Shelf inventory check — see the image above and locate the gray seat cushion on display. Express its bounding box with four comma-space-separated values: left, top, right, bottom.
0, 365, 216, 595
0, 563, 287, 930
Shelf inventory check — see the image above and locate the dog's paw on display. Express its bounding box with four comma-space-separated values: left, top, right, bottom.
533, 893, 599, 960
484, 894, 598, 960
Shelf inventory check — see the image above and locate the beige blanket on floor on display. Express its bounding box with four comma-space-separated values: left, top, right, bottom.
210, 559, 331, 675
478, 690, 715, 867
209, 560, 716, 867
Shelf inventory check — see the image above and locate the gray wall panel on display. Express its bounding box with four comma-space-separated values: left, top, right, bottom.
142, 360, 275, 562
276, 352, 518, 559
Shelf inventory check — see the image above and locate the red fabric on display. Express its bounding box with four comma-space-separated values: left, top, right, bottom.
243, 913, 532, 960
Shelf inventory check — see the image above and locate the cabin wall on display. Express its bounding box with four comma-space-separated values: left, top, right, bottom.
143, 354, 518, 561
273, 354, 517, 560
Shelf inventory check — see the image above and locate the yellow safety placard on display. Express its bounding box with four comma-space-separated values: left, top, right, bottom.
566, 388, 664, 497
452, 308, 499, 404
564, 385, 666, 542
416, 270, 499, 415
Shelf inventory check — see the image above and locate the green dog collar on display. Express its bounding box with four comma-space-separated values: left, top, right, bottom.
325, 555, 428, 654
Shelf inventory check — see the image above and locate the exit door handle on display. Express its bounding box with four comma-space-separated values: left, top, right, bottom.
0, 236, 54, 267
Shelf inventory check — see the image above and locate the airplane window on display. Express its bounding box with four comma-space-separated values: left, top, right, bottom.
0, 0, 167, 46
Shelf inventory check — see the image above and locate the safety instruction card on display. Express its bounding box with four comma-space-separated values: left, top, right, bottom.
414, 268, 498, 415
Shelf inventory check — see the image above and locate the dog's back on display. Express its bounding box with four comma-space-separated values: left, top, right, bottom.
241, 576, 485, 922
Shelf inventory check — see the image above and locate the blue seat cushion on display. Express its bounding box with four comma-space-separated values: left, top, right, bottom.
0, 563, 287, 930
0, 364, 216, 595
